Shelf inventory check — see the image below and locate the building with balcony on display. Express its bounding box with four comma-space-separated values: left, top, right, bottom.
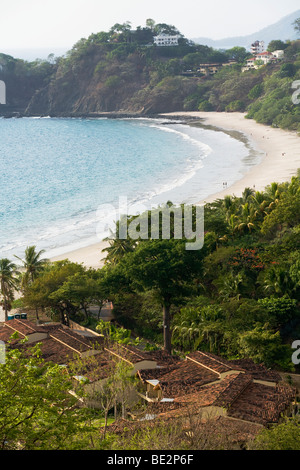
153, 34, 180, 46
242, 49, 284, 72
250, 40, 265, 55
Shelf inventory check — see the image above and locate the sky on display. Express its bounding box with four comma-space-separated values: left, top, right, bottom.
0, 0, 299, 56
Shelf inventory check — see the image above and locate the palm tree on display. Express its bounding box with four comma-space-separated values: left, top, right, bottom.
15, 245, 48, 289
236, 202, 257, 234
251, 191, 269, 222
241, 187, 255, 203
14, 246, 48, 322
223, 195, 239, 219
102, 219, 136, 265
214, 272, 245, 301
265, 182, 281, 205
172, 320, 202, 351
260, 266, 294, 297
0, 258, 19, 321
102, 237, 135, 265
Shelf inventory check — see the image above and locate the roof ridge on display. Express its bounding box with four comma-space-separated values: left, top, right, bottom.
53, 327, 93, 349
191, 351, 234, 370
5, 319, 37, 334
118, 343, 147, 360
214, 372, 252, 408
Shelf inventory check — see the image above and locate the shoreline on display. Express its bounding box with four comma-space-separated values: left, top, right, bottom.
161, 112, 300, 204
49, 112, 300, 268
50, 239, 109, 269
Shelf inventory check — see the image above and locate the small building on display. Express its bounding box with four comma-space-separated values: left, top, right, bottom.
250, 40, 265, 55
153, 34, 180, 47
197, 61, 237, 77
242, 49, 284, 72
198, 63, 223, 76
255, 51, 276, 65
272, 49, 285, 59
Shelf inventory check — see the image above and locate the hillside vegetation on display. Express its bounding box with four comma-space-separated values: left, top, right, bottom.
8, 173, 299, 373
0, 20, 299, 131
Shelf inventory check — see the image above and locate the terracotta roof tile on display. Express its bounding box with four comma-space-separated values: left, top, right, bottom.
230, 359, 281, 383
105, 343, 156, 365
228, 382, 296, 425
2, 319, 47, 336
186, 351, 242, 375
49, 328, 98, 354
0, 325, 20, 344
144, 349, 180, 367
15, 337, 78, 364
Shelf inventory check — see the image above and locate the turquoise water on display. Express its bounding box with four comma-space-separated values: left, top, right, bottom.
0, 117, 260, 259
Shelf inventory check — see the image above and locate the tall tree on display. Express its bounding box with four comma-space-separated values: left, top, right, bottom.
116, 239, 205, 354
15, 245, 48, 289
22, 260, 85, 325
0, 259, 19, 321
15, 246, 48, 321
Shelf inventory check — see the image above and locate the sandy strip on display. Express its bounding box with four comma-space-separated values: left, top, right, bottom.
50, 240, 109, 269
162, 111, 300, 204
50, 112, 299, 267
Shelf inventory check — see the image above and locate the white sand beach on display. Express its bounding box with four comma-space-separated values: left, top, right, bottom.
163, 112, 300, 204
50, 112, 299, 268
50, 240, 109, 269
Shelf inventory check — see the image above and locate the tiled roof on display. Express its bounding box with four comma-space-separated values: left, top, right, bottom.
138, 364, 179, 382
139, 351, 295, 427
49, 328, 98, 354
230, 359, 281, 383
0, 325, 20, 344
138, 358, 220, 399
105, 343, 156, 365
73, 349, 116, 382
1, 318, 48, 337
21, 337, 78, 364
173, 372, 249, 407
144, 349, 180, 367
103, 414, 262, 449
186, 351, 242, 375
159, 360, 220, 398
1, 320, 104, 362
1, 320, 295, 428
213, 373, 253, 407
256, 51, 273, 56
228, 382, 296, 426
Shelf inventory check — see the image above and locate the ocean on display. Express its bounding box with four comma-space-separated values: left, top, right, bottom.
0, 116, 261, 260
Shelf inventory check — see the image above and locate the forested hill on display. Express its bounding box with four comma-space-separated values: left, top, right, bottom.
0, 21, 299, 131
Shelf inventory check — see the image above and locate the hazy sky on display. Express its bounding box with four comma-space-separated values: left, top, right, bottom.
0, 0, 299, 51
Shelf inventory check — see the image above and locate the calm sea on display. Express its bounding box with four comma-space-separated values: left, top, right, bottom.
0, 117, 260, 260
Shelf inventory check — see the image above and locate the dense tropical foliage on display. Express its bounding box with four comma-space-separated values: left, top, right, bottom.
1, 173, 299, 373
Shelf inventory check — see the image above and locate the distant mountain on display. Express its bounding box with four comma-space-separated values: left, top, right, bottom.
192, 9, 300, 50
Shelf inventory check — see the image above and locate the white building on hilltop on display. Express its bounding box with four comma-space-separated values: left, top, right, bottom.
250, 40, 265, 55
242, 49, 284, 72
153, 34, 180, 47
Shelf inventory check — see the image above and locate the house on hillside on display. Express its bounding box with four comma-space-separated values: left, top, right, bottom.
242, 49, 284, 71
198, 63, 223, 76
197, 61, 238, 76
272, 49, 285, 59
251, 40, 265, 55
153, 34, 180, 46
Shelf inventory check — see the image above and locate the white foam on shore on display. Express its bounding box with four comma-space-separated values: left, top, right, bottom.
1, 115, 270, 262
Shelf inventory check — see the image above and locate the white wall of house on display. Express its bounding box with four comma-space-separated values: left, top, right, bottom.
154, 34, 180, 46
